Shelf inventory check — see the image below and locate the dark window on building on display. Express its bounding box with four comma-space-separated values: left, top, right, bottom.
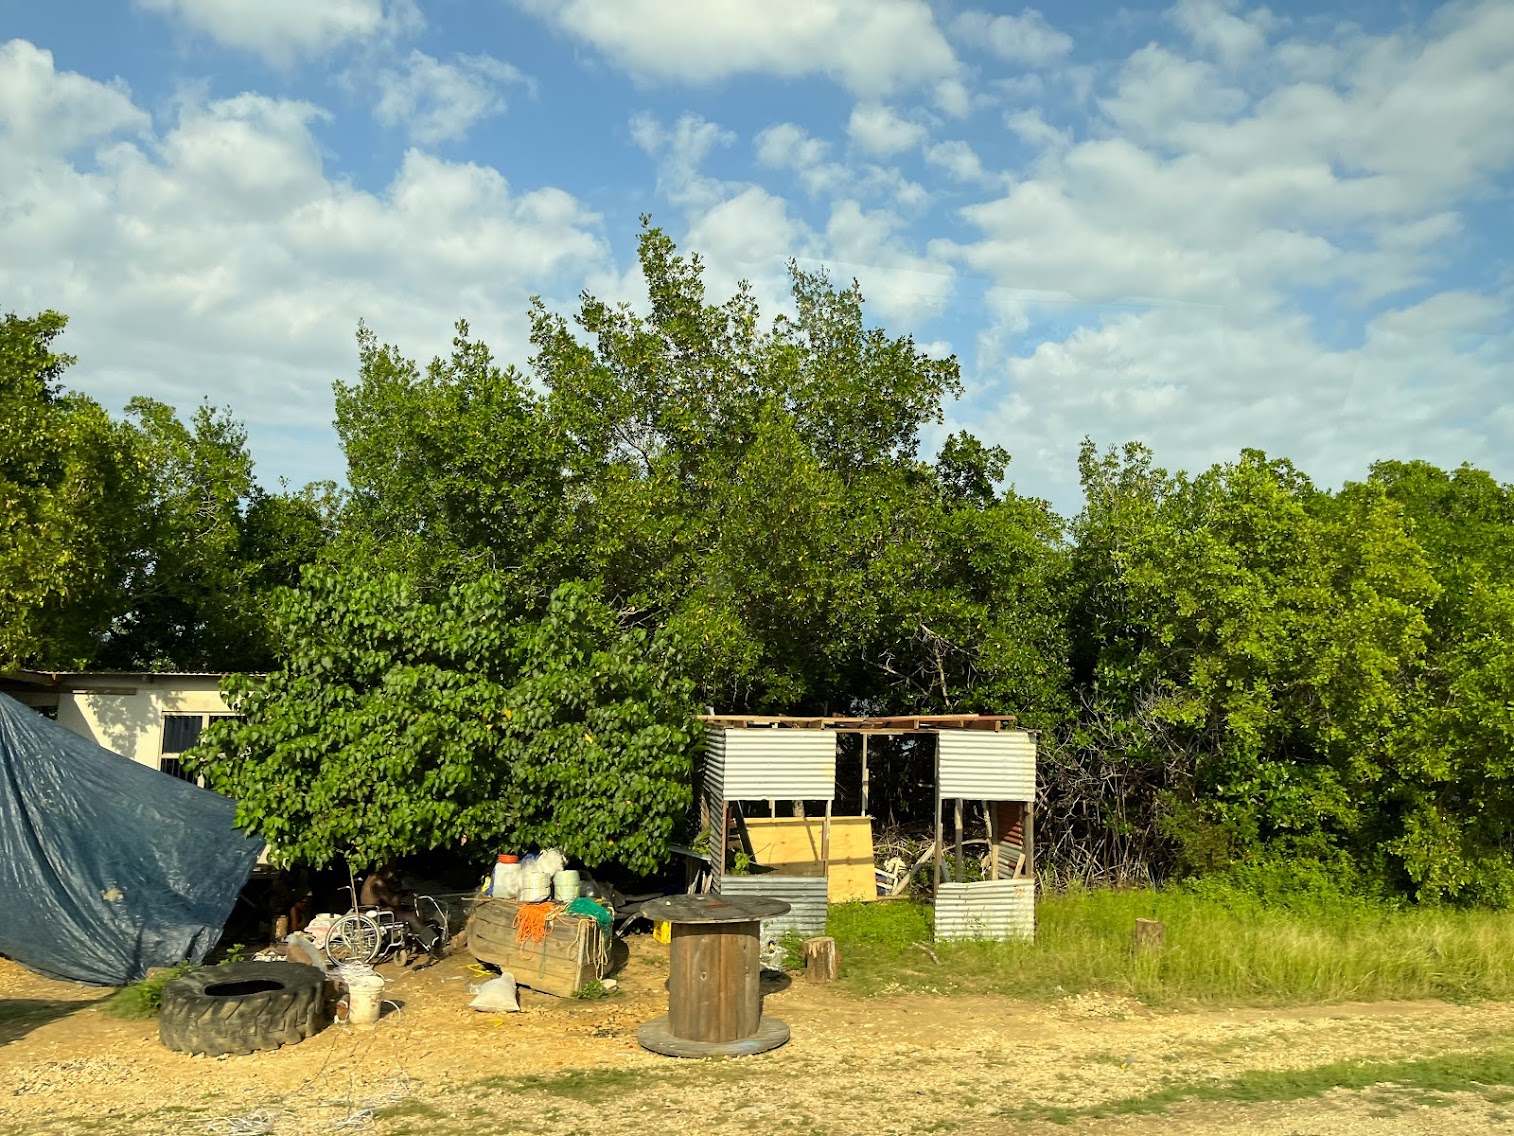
161, 714, 205, 754
160, 714, 205, 781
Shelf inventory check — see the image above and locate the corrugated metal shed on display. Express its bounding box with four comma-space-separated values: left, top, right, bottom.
934, 880, 1035, 941
937, 730, 1036, 801
715, 874, 828, 942
710, 728, 836, 801
701, 732, 725, 831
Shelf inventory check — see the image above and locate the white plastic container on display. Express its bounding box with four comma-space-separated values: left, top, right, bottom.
491, 857, 522, 899
518, 869, 550, 902
341, 965, 385, 1028
552, 869, 581, 902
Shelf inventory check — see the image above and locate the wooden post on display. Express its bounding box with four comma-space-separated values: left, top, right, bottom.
803, 936, 838, 983
860, 733, 870, 816
1133, 919, 1165, 953
933, 746, 944, 894
1024, 800, 1035, 878
953, 798, 964, 884
733, 805, 755, 860
719, 802, 729, 873
821, 798, 832, 875
985, 800, 998, 881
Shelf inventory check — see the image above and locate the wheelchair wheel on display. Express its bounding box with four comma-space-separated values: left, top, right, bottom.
325, 913, 384, 965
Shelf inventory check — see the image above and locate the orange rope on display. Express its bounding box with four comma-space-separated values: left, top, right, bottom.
513, 901, 557, 946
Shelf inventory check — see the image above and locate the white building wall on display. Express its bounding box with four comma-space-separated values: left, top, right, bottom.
51, 676, 233, 769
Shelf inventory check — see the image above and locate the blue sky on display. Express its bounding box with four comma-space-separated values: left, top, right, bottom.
2, 0, 1510, 512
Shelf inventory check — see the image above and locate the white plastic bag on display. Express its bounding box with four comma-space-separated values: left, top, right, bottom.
536, 848, 566, 879
468, 973, 520, 1013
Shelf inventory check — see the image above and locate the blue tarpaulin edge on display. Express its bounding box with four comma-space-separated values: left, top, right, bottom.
0, 691, 264, 985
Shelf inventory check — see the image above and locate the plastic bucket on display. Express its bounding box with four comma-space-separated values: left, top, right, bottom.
552, 870, 581, 902
518, 870, 550, 902
343, 968, 385, 1028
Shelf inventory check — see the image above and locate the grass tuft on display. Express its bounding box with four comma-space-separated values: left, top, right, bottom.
830, 885, 1514, 1006
102, 963, 192, 1020
1005, 1046, 1514, 1124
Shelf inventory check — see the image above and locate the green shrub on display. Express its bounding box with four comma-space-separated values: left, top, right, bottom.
102, 963, 192, 1020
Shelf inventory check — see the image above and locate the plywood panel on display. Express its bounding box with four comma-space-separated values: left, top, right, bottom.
743, 816, 876, 903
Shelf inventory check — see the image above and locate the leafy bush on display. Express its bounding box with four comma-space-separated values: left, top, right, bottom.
102, 963, 192, 1020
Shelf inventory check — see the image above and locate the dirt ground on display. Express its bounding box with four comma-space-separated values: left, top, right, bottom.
4, 936, 1514, 1136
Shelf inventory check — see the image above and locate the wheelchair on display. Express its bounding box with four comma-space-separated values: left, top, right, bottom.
323, 886, 449, 967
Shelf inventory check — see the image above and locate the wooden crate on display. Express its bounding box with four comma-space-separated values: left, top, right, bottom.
466, 898, 602, 997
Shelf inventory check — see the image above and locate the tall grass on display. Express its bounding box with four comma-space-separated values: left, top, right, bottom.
829, 885, 1514, 1006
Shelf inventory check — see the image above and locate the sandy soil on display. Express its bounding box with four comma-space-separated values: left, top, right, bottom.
3, 937, 1513, 1136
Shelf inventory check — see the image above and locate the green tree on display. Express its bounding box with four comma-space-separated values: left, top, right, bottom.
191, 569, 700, 872
1365, 461, 1514, 902
333, 321, 568, 586
0, 310, 141, 669
1063, 442, 1438, 884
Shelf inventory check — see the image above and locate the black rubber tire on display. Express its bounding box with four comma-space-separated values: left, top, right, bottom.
158, 961, 330, 1057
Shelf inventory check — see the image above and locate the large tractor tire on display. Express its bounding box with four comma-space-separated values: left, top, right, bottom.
158, 961, 329, 1057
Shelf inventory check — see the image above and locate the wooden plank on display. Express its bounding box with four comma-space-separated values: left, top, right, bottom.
860, 733, 869, 816
821, 799, 832, 878
466, 901, 596, 997
668, 923, 716, 1040
724, 922, 761, 1040
933, 745, 944, 894
733, 804, 755, 859
1025, 800, 1035, 877
742, 816, 875, 902
953, 799, 965, 884
986, 798, 998, 881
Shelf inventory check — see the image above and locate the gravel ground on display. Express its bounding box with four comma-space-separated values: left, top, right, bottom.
4, 939, 1513, 1136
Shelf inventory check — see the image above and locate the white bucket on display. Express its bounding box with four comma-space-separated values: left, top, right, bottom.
552, 869, 581, 902
343, 968, 385, 1028
518, 870, 550, 902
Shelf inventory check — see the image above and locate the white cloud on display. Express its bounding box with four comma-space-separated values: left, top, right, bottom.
1170, 0, 1275, 69
371, 50, 530, 145
136, 0, 416, 66
925, 139, 990, 183
1003, 108, 1068, 152
0, 41, 149, 152
754, 123, 846, 196
847, 102, 927, 156
519, 0, 957, 95
631, 111, 736, 212
821, 201, 955, 323
952, 8, 1073, 67
0, 41, 606, 484
944, 0, 1514, 507
979, 295, 1513, 506
933, 78, 973, 118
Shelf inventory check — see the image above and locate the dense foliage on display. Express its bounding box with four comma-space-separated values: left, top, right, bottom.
195, 572, 697, 870
4, 222, 1510, 891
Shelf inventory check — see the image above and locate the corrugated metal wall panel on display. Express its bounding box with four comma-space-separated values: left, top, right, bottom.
701, 732, 725, 837
934, 880, 1035, 941
716, 874, 829, 942
719, 730, 836, 801
937, 730, 1036, 800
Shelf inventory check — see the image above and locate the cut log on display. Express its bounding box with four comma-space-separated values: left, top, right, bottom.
803, 936, 839, 983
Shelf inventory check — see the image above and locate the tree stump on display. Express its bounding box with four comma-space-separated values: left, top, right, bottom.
1132, 918, 1165, 953
804, 936, 838, 982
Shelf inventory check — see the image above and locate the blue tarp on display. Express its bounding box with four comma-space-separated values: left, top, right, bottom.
0, 691, 264, 984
